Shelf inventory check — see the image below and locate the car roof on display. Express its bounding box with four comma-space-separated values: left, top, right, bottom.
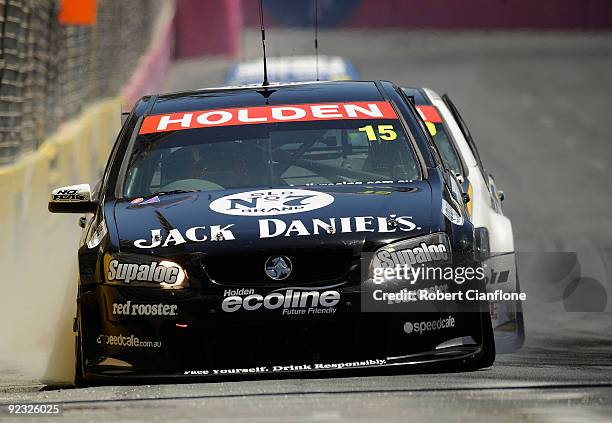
147, 80, 387, 115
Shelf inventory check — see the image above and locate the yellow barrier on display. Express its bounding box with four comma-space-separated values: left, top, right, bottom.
0, 98, 122, 384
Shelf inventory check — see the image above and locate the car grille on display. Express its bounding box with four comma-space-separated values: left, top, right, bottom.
201, 249, 356, 287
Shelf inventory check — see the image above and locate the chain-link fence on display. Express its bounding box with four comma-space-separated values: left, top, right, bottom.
0, 0, 163, 165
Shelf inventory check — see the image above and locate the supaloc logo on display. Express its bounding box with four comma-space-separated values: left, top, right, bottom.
209, 189, 334, 216
373, 242, 450, 269
106, 259, 183, 284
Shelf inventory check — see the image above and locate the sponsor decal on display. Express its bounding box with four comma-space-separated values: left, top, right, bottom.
184, 367, 267, 376
52, 189, 87, 201
50, 184, 91, 202
371, 243, 451, 284
133, 225, 236, 248
139, 102, 398, 134
106, 260, 180, 284
210, 189, 334, 216
258, 215, 417, 238
416, 106, 443, 136
221, 287, 341, 315
403, 315, 455, 335
96, 334, 161, 348
133, 215, 418, 248
308, 359, 386, 370
415, 105, 443, 123
183, 359, 387, 376
375, 243, 449, 268
303, 179, 414, 187
112, 301, 178, 317
357, 190, 393, 195
141, 195, 160, 205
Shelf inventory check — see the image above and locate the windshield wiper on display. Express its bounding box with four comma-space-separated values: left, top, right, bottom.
149, 189, 200, 196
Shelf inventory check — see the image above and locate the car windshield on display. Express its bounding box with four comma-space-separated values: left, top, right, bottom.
123, 116, 421, 197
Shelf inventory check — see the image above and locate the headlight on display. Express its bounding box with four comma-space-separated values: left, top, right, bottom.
102, 253, 188, 289
86, 219, 107, 249
442, 199, 464, 226
368, 233, 452, 281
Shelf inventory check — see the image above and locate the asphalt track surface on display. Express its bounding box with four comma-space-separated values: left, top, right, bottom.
2, 31, 612, 422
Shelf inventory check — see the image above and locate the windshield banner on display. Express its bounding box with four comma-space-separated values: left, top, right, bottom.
139, 102, 398, 134
415, 105, 443, 123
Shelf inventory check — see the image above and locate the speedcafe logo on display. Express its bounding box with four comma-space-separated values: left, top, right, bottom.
209, 189, 334, 216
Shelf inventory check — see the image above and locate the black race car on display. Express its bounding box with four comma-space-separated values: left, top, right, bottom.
49, 81, 494, 385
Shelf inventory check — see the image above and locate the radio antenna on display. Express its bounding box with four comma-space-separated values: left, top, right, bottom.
259, 0, 269, 86
314, 0, 319, 81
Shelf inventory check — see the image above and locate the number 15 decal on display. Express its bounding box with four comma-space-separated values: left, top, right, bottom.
358, 125, 397, 141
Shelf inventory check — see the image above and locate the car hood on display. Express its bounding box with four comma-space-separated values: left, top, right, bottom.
114, 183, 434, 256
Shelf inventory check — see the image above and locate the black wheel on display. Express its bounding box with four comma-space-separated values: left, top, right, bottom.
74, 320, 87, 387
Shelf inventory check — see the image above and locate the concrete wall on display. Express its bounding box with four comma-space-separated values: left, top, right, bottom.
0, 1, 176, 385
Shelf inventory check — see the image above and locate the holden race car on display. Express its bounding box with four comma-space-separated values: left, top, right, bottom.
49, 80, 496, 385
225, 55, 358, 85
403, 87, 525, 352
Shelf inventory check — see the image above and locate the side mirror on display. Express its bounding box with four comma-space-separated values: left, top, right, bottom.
497, 190, 505, 202
462, 192, 470, 204
48, 184, 97, 213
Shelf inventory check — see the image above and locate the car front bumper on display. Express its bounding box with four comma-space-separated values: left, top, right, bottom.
78, 281, 490, 381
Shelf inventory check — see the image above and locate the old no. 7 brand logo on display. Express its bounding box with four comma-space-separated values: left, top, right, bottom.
209, 189, 334, 216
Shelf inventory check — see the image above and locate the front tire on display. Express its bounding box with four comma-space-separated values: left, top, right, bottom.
74, 320, 87, 387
